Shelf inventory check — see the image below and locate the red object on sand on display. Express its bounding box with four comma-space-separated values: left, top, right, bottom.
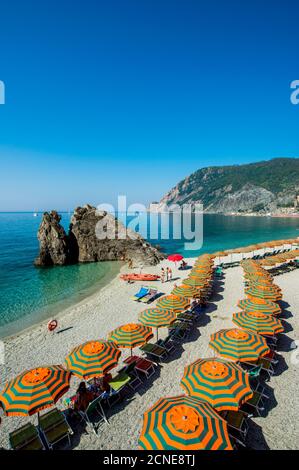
120, 274, 160, 281
167, 254, 183, 262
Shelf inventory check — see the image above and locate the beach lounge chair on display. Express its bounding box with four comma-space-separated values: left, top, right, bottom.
9, 423, 45, 451
107, 371, 132, 407
124, 355, 156, 379
131, 286, 149, 302
220, 409, 251, 439
78, 394, 109, 435
38, 408, 73, 449
229, 434, 247, 449
241, 391, 266, 416
169, 322, 191, 341
140, 343, 168, 362
139, 287, 158, 304
119, 361, 143, 390
257, 357, 275, 380
176, 312, 194, 323
157, 335, 176, 355
170, 320, 192, 333
215, 266, 223, 277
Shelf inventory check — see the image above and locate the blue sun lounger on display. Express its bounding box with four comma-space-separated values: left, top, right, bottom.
131, 286, 149, 301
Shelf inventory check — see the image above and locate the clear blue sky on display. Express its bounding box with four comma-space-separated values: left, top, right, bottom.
0, 0, 298, 211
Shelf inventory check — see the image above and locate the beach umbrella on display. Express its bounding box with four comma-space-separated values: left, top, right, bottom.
180, 358, 253, 411
194, 258, 213, 266
139, 395, 233, 450
209, 328, 269, 362
245, 276, 274, 286
232, 311, 284, 336
108, 323, 153, 355
189, 270, 212, 279
191, 267, 213, 275
211, 251, 227, 263
139, 308, 176, 340
157, 295, 189, 313
167, 254, 183, 263
65, 340, 121, 380
171, 285, 200, 299
245, 285, 282, 302
0, 365, 71, 416
182, 278, 209, 289
238, 298, 281, 316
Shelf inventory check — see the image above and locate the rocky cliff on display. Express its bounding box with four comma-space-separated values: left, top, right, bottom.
35, 205, 164, 267
157, 158, 299, 215
34, 211, 70, 266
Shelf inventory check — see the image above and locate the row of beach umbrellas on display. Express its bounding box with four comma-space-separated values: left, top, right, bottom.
213, 237, 299, 263
0, 245, 289, 449
139, 248, 290, 450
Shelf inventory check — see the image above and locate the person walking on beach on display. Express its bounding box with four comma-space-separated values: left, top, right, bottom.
161, 268, 165, 283
168, 267, 172, 281
128, 258, 133, 269
165, 267, 169, 282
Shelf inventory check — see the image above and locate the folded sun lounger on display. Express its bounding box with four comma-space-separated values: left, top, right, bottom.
38, 408, 73, 449
140, 343, 168, 361
9, 423, 45, 451
131, 286, 149, 301
139, 288, 158, 304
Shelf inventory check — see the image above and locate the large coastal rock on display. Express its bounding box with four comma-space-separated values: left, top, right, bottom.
34, 211, 70, 266
69, 205, 164, 265
35, 205, 164, 266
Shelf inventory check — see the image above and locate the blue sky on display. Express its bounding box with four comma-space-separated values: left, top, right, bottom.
0, 0, 298, 211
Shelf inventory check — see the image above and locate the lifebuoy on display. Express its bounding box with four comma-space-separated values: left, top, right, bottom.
47, 319, 58, 332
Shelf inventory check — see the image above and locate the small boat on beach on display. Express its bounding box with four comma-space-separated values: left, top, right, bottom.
120, 273, 160, 281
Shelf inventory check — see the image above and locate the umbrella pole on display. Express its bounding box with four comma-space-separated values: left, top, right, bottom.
156, 328, 159, 341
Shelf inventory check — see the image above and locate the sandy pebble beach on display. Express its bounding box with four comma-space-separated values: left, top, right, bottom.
0, 256, 298, 450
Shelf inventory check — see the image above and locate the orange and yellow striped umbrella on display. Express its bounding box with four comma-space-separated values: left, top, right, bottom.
209, 328, 269, 362
182, 278, 209, 289
157, 295, 189, 313
232, 311, 284, 336
108, 323, 153, 351
171, 284, 200, 299
189, 271, 212, 279
65, 340, 121, 380
139, 308, 176, 340
238, 298, 281, 315
139, 395, 233, 450
245, 276, 274, 286
245, 285, 282, 302
180, 358, 253, 411
0, 365, 71, 416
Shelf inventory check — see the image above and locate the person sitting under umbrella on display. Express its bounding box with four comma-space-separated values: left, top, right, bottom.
73, 382, 95, 412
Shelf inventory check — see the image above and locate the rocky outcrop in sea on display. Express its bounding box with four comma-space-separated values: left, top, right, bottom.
35, 205, 164, 267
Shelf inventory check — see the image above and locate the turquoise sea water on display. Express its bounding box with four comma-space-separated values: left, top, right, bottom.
0, 212, 298, 338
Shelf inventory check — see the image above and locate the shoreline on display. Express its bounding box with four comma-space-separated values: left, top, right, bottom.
0, 261, 123, 341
